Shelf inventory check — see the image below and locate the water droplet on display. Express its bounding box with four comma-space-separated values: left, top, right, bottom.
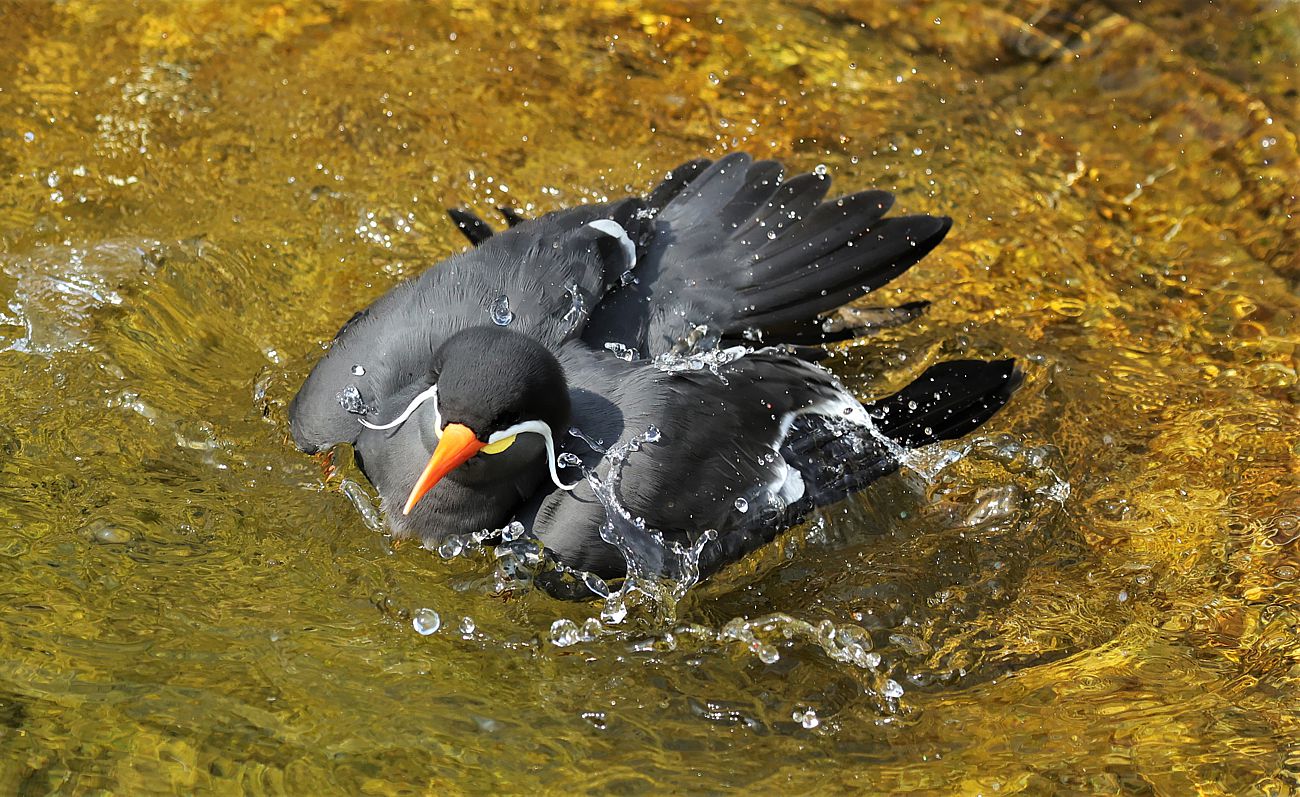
601, 596, 629, 625
350, 364, 366, 376
437, 536, 464, 559
907, 400, 918, 411
604, 341, 636, 361
489, 294, 514, 326
412, 608, 441, 635
883, 679, 904, 699
89, 523, 132, 544
643, 425, 661, 443
550, 618, 581, 647
757, 644, 779, 664
500, 521, 525, 542
795, 708, 820, 729
561, 283, 586, 330
766, 229, 778, 240
581, 571, 611, 597
459, 616, 476, 636
620, 270, 637, 286
580, 618, 603, 640
23, 131, 34, 143
557, 452, 583, 468
734, 497, 749, 513
813, 163, 828, 176
336, 384, 372, 415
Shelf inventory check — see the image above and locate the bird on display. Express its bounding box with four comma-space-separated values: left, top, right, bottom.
287, 153, 1020, 598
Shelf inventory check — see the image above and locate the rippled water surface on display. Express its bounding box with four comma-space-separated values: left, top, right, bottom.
2, 1, 1298, 793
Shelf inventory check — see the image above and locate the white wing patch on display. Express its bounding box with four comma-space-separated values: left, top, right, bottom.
587, 219, 637, 270
759, 380, 873, 511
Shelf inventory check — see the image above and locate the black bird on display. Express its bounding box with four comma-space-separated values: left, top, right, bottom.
288, 153, 1020, 594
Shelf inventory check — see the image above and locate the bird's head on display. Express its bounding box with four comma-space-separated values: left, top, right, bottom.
364, 326, 573, 514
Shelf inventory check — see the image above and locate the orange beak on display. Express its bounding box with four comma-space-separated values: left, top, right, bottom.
402, 422, 484, 515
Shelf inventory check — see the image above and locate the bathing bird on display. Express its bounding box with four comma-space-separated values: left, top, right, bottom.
288, 153, 1019, 595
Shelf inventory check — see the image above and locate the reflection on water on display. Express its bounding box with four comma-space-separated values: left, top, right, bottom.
0, 0, 1297, 793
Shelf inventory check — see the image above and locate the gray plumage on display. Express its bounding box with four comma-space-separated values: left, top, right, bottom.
288, 153, 1019, 591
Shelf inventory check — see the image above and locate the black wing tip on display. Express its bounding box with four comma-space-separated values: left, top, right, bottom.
906, 213, 953, 242
714, 151, 753, 167
867, 357, 1022, 447
926, 357, 1021, 390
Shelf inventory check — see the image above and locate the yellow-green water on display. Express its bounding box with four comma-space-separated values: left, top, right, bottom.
1, 1, 1297, 793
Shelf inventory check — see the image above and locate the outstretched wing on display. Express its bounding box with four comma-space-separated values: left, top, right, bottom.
519, 345, 862, 577
288, 200, 644, 453
582, 153, 951, 357
522, 346, 1020, 585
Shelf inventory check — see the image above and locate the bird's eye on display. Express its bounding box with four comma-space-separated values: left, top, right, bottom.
481, 434, 517, 455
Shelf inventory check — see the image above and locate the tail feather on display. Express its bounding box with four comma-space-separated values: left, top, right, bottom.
723, 301, 932, 350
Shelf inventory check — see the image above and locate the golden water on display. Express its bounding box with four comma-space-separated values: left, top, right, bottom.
1, 1, 1297, 793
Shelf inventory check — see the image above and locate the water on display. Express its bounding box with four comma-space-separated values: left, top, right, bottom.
560, 283, 586, 332
603, 341, 636, 361
411, 608, 442, 636
488, 294, 514, 326
1, 1, 1298, 793
335, 384, 371, 415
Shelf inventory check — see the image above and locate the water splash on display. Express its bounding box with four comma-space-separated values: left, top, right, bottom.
550, 619, 581, 647
573, 425, 717, 625
340, 478, 383, 531
560, 283, 586, 332
653, 343, 749, 383
567, 425, 606, 453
